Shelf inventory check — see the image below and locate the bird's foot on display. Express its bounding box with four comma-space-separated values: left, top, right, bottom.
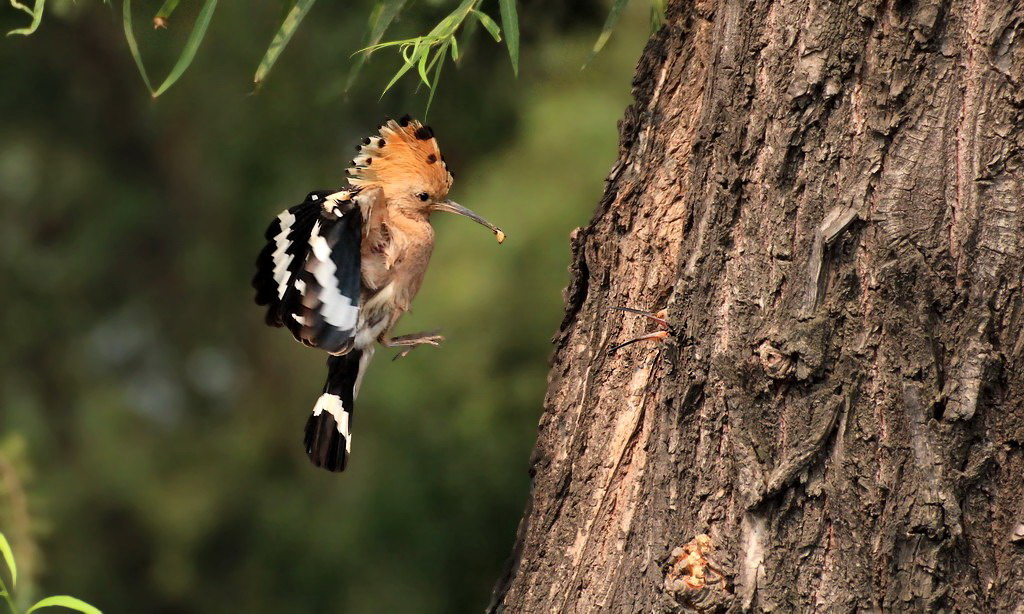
608, 307, 670, 354
384, 330, 445, 360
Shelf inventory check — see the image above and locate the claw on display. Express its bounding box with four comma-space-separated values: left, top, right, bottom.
608, 306, 669, 328
383, 330, 444, 360
609, 329, 670, 354
608, 306, 670, 354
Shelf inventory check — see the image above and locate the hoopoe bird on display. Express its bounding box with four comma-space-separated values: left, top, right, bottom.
252, 116, 504, 472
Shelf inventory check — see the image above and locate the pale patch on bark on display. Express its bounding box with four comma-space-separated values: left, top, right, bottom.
491, 0, 1024, 611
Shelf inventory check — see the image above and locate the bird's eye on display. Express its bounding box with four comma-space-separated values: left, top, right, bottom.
417, 192, 430, 202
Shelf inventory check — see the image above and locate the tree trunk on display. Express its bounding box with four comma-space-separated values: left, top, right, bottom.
490, 0, 1024, 611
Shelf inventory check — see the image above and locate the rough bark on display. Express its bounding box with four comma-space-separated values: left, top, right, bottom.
491, 0, 1024, 611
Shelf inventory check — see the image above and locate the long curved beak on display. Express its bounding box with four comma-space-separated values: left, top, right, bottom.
433, 200, 505, 244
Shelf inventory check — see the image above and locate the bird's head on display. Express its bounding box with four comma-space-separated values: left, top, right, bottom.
346, 116, 504, 243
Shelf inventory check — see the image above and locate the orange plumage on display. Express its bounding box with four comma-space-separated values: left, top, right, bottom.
347, 118, 453, 203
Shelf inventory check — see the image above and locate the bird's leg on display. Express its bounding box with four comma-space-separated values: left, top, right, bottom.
381, 330, 445, 360
609, 330, 670, 353
608, 307, 670, 354
385, 331, 445, 347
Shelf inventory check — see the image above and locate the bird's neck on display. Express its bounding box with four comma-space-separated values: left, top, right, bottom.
386, 207, 434, 241
360, 205, 435, 311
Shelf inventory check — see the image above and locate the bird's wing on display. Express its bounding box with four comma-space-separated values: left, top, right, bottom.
253, 189, 364, 353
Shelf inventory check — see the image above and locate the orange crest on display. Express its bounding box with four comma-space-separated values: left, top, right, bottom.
346, 116, 454, 201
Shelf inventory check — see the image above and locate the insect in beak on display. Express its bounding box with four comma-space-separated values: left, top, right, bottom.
432, 199, 505, 244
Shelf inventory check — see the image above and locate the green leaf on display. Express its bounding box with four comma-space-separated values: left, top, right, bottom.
380, 53, 416, 97
585, 0, 630, 66
454, 9, 479, 66
254, 0, 316, 86
0, 532, 15, 588
649, 0, 666, 30
153, 0, 178, 28
424, 42, 448, 118
152, 0, 217, 97
449, 35, 459, 61
498, 0, 519, 76
27, 596, 103, 614
122, 0, 155, 93
400, 40, 417, 65
359, 37, 425, 54
417, 42, 431, 87
471, 9, 501, 43
345, 0, 407, 92
367, 0, 407, 45
366, 0, 481, 100
7, 0, 45, 36
425, 11, 459, 39
123, 0, 218, 98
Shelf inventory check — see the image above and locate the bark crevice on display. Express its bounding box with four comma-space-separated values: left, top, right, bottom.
491, 0, 1024, 611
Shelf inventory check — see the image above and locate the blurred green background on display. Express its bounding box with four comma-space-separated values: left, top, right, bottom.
0, 1, 648, 611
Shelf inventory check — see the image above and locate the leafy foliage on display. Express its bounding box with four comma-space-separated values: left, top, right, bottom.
5, 0, 663, 101
122, 0, 218, 98
650, 0, 668, 29
587, 0, 630, 65
0, 534, 14, 590
357, 0, 507, 113
24, 597, 101, 614
0, 533, 101, 614
6, 0, 46, 36
253, 0, 317, 86
498, 0, 519, 75
124, 0, 219, 97
345, 0, 408, 92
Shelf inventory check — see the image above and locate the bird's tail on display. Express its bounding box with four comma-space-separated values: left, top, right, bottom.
304, 349, 374, 472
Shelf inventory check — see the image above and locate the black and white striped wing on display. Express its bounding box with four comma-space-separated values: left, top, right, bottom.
291, 204, 363, 353
253, 191, 323, 326
253, 189, 363, 354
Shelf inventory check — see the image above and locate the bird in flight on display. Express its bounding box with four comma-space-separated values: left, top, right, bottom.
252, 116, 504, 472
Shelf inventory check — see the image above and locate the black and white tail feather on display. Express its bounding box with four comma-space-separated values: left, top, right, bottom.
303, 349, 374, 471
253, 188, 373, 471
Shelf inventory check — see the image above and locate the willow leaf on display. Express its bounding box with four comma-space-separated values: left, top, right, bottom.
585, 0, 630, 66
151, 0, 217, 97
650, 0, 666, 29
0, 532, 15, 588
122, 0, 155, 94
417, 43, 431, 87
123, 0, 217, 97
454, 9, 479, 66
254, 0, 316, 86
424, 42, 448, 118
7, 0, 45, 36
472, 9, 500, 42
498, 0, 519, 76
380, 53, 416, 97
26, 596, 102, 614
345, 0, 407, 92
